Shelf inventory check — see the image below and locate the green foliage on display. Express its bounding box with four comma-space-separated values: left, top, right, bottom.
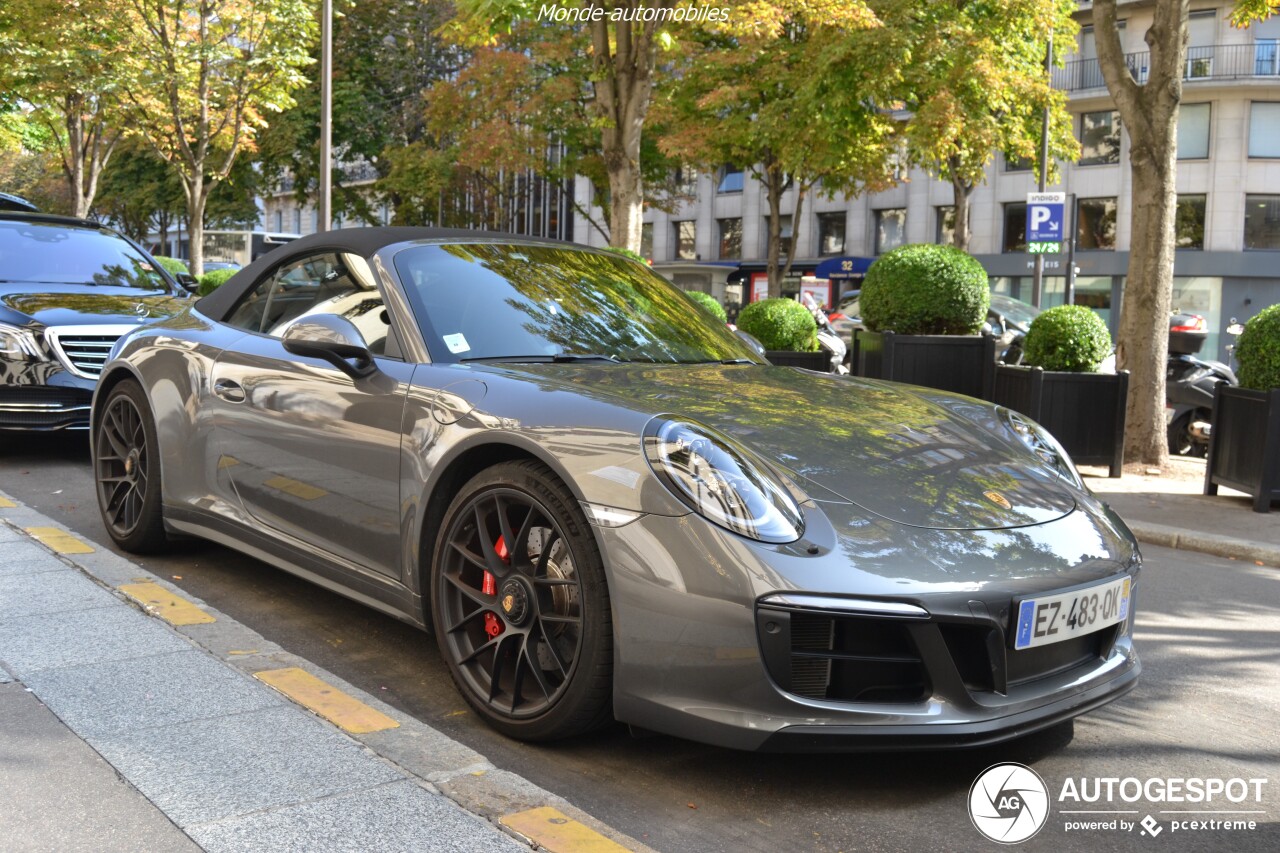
198, 267, 237, 296
1023, 305, 1113, 373
1235, 304, 1280, 390
152, 256, 189, 276
736, 299, 818, 352
602, 246, 648, 264
686, 291, 727, 324
859, 244, 990, 335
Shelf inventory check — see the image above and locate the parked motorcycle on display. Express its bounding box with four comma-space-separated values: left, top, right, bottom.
1166, 312, 1240, 457
801, 292, 850, 374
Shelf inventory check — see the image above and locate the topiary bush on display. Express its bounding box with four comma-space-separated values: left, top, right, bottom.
859, 244, 990, 335
198, 267, 237, 297
153, 255, 189, 276
686, 290, 727, 324
1236, 304, 1280, 390
736, 298, 818, 352
1023, 305, 1113, 372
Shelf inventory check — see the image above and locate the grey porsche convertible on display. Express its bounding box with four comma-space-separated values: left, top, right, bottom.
91, 228, 1140, 751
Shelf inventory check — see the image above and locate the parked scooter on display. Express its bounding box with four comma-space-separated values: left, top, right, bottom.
1166, 312, 1240, 457
801, 292, 850, 374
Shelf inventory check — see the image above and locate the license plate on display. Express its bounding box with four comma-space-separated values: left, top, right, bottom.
1013, 576, 1131, 650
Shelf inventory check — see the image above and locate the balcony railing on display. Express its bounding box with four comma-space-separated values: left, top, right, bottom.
1053, 42, 1280, 92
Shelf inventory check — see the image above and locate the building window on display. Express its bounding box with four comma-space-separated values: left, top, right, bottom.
674, 220, 697, 260
1003, 203, 1027, 253
1249, 103, 1280, 157
1077, 197, 1118, 250
936, 206, 957, 246
716, 165, 743, 194
294, 208, 303, 233
763, 215, 793, 257
817, 212, 846, 255
1177, 103, 1211, 159
1244, 195, 1280, 249
641, 222, 653, 259
1079, 110, 1121, 165
274, 210, 283, 232
675, 165, 699, 197
1255, 18, 1280, 75
1176, 195, 1207, 250
873, 208, 906, 254
1186, 11, 1217, 79
1004, 153, 1033, 172
718, 217, 742, 259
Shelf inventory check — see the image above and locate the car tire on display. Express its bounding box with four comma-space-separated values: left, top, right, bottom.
431, 460, 613, 741
93, 379, 168, 553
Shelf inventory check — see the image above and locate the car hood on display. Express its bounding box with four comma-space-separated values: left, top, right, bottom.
491, 363, 1077, 531
0, 283, 190, 327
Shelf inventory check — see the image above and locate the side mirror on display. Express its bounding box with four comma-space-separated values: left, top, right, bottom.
176, 272, 200, 294
282, 314, 377, 379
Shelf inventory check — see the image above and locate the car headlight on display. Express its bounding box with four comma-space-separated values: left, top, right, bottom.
644, 419, 805, 543
0, 322, 43, 360
999, 407, 1085, 489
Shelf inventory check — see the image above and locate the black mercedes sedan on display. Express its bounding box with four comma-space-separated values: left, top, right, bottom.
0, 212, 194, 430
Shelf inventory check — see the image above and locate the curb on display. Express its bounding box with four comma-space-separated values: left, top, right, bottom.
0, 491, 654, 853
1127, 520, 1280, 568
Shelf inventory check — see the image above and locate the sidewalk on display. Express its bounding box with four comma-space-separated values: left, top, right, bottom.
1082, 456, 1280, 567
0, 493, 644, 853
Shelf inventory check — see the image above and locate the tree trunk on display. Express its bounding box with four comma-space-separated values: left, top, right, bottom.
950, 171, 974, 252
779, 183, 809, 287
765, 165, 783, 298
186, 175, 207, 277
606, 156, 643, 252
1094, 0, 1188, 467
60, 95, 116, 218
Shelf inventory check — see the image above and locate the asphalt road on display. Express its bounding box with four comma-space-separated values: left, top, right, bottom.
2, 431, 1278, 852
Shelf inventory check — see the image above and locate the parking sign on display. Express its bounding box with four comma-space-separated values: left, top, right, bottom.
1026, 192, 1065, 245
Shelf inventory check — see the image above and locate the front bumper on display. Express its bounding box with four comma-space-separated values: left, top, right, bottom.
598, 503, 1141, 752
0, 359, 95, 430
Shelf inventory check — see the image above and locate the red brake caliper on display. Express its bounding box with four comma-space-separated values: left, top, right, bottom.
482, 535, 509, 638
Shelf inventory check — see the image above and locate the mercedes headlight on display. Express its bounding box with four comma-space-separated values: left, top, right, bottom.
0, 322, 43, 360
999, 407, 1084, 488
645, 419, 804, 543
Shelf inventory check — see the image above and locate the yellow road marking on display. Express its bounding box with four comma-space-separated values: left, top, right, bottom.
119, 581, 216, 625
254, 667, 399, 734
25, 527, 93, 554
0, 496, 16, 508
263, 475, 327, 501
501, 807, 633, 853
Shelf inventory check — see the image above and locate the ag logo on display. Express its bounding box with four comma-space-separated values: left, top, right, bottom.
968, 762, 1050, 844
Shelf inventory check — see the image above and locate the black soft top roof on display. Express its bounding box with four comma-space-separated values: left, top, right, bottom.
196, 226, 576, 321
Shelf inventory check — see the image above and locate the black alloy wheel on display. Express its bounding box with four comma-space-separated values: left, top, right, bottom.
432, 461, 612, 740
94, 381, 167, 552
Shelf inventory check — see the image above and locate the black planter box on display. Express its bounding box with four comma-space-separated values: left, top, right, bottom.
852, 330, 996, 399
993, 365, 1129, 478
1204, 384, 1280, 512
766, 350, 831, 372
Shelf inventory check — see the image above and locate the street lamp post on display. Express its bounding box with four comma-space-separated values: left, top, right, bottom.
318, 0, 332, 233
1031, 30, 1053, 309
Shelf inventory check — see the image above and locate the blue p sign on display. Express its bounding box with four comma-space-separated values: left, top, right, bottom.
1026, 192, 1066, 243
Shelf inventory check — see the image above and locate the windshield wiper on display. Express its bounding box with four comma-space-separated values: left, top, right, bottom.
461, 353, 622, 364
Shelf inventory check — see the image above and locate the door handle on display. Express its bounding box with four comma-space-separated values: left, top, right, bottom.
213, 378, 246, 403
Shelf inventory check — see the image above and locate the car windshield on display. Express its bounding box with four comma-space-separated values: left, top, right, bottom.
990, 294, 1040, 327
0, 220, 170, 291
393, 243, 764, 364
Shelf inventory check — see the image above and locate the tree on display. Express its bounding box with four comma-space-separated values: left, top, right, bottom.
116, 0, 315, 274
656, 2, 893, 295
255, 0, 460, 225
0, 0, 132, 217
1094, 0, 1274, 466
873, 0, 1078, 252
453, 0, 686, 252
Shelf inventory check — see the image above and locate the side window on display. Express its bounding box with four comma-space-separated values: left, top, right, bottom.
224, 252, 395, 356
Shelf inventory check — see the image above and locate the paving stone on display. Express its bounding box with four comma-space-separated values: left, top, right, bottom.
189, 779, 526, 853
0, 541, 68, 576
23, 649, 283, 738
0, 569, 109, 619
0, 604, 191, 676
91, 704, 405, 826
